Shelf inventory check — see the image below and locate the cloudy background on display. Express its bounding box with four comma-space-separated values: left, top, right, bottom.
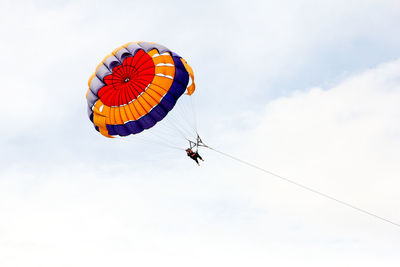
1, 0, 400, 266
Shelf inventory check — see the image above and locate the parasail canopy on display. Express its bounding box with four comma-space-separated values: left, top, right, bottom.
86, 41, 195, 138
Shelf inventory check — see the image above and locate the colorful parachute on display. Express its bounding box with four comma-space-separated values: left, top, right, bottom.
86, 41, 195, 138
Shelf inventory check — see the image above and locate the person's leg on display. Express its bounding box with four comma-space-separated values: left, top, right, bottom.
197, 155, 204, 161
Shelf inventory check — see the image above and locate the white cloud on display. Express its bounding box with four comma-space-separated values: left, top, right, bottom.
222, 59, 400, 241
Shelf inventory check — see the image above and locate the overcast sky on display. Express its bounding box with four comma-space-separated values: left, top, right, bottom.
1, 0, 400, 266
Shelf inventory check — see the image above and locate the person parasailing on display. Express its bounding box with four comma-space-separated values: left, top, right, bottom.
186, 148, 204, 166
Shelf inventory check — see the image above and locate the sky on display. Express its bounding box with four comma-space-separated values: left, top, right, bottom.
1, 0, 400, 266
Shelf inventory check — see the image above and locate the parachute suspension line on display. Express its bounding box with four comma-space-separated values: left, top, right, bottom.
133, 132, 185, 151
190, 95, 198, 134
143, 129, 179, 147
167, 108, 194, 137
159, 119, 189, 140
161, 96, 195, 138
207, 146, 400, 230
176, 94, 197, 134
149, 126, 189, 149
138, 108, 191, 149
138, 138, 184, 151
133, 127, 173, 146
170, 96, 197, 136
183, 95, 197, 131
151, 105, 192, 141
